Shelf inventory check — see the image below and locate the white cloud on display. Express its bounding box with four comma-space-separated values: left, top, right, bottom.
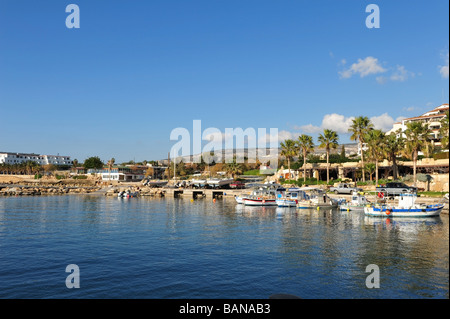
298, 114, 354, 135
321, 114, 355, 133
339, 57, 416, 84
439, 50, 449, 79
298, 124, 322, 134
369, 113, 395, 132
370, 113, 406, 132
297, 113, 404, 136
339, 56, 387, 79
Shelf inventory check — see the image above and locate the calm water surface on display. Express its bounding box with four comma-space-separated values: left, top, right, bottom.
0, 195, 448, 299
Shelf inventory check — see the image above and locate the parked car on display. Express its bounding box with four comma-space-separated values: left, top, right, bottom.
230, 181, 245, 189
329, 183, 363, 194
376, 182, 417, 197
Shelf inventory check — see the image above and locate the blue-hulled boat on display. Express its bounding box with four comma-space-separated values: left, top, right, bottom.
364, 193, 444, 217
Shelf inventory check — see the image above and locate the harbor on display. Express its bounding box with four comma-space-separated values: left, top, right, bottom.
1, 1, 449, 302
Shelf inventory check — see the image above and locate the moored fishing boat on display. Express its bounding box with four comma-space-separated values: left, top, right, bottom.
118, 190, 139, 198
235, 195, 244, 204
276, 187, 307, 207
242, 184, 284, 206
296, 187, 338, 209
364, 192, 444, 217
339, 192, 370, 211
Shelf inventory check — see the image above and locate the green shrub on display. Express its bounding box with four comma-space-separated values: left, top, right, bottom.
433, 152, 449, 160
72, 175, 88, 180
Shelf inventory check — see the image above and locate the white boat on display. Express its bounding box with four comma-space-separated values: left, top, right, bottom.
242, 184, 284, 206
118, 190, 138, 198
191, 179, 207, 188
296, 187, 338, 209
276, 188, 307, 207
206, 178, 234, 188
339, 192, 370, 211
364, 192, 444, 217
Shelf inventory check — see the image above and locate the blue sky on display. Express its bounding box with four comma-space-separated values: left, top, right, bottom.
0, 0, 448, 163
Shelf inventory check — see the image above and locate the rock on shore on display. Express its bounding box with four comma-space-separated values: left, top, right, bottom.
105, 186, 165, 197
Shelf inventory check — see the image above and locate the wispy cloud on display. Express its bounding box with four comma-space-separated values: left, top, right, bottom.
339, 56, 415, 84
439, 50, 449, 79
390, 65, 415, 82
376, 65, 415, 84
402, 106, 421, 112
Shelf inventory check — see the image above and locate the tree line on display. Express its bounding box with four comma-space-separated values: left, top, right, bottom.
280, 111, 449, 186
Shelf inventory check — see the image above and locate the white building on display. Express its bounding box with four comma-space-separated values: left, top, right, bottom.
386, 103, 449, 146
0, 152, 73, 166
87, 167, 145, 182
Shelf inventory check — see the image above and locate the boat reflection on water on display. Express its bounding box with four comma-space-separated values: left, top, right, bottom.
364, 215, 443, 232
235, 203, 276, 217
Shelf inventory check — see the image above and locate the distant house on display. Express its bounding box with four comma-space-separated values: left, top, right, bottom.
88, 166, 146, 182
0, 152, 72, 166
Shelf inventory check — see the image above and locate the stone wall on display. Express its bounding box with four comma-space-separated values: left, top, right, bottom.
415, 173, 449, 192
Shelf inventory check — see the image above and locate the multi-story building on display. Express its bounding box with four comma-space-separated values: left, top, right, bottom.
0, 152, 73, 166
387, 103, 449, 146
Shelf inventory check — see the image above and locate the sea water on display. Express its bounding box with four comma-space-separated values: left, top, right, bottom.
0, 195, 448, 299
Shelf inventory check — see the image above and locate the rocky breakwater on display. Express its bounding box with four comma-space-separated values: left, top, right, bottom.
0, 179, 101, 196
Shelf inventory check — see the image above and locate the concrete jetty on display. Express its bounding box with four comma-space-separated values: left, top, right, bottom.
164, 188, 248, 199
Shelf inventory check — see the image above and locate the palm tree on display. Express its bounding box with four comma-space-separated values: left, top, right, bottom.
365, 129, 385, 186
317, 129, 339, 184
296, 134, 314, 182
107, 158, 115, 181
404, 122, 431, 185
280, 139, 299, 180
72, 159, 79, 173
384, 130, 404, 180
439, 110, 449, 149
224, 157, 244, 180
364, 163, 376, 181
349, 116, 374, 182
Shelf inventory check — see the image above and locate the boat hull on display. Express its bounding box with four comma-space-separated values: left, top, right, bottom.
339, 204, 366, 212
243, 198, 277, 206
364, 205, 444, 217
276, 199, 297, 207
